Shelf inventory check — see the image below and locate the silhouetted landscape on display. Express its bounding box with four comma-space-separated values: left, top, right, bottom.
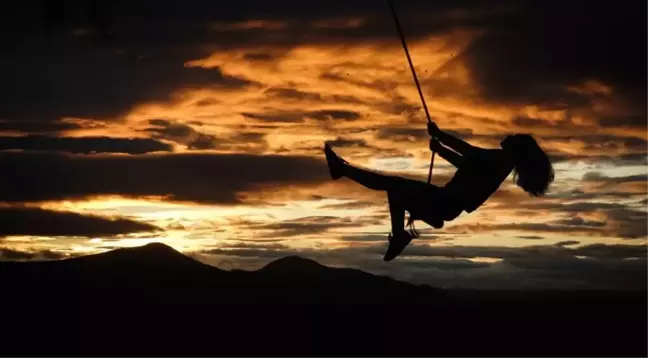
1, 243, 645, 356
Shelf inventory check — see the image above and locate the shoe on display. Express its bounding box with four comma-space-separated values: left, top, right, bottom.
324, 143, 347, 180
383, 231, 415, 262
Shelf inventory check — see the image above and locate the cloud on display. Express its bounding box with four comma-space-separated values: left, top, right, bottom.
0, 206, 161, 238
226, 215, 380, 239
597, 115, 647, 129
145, 119, 219, 150
197, 241, 647, 289
516, 236, 545, 240
254, 216, 356, 237
1, 0, 486, 128
242, 109, 361, 123
0, 247, 70, 261
0, 135, 172, 154
0, 151, 330, 204
3, 1, 265, 128
0, 119, 85, 134
460, 1, 646, 113
143, 119, 268, 152
2, 54, 254, 125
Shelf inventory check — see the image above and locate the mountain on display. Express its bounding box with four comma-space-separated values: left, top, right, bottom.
1, 243, 645, 357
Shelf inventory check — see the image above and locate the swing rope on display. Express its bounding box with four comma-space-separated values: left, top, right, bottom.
387, 0, 436, 185
388, 0, 435, 236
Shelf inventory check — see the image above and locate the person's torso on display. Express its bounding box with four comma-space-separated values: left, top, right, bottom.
443, 149, 513, 213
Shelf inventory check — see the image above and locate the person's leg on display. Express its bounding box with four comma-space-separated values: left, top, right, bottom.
384, 191, 418, 262
387, 191, 406, 235
325, 143, 407, 192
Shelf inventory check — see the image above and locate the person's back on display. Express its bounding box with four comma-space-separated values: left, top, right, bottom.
442, 148, 514, 217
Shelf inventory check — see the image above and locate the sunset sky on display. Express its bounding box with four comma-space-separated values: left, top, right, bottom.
0, 0, 645, 289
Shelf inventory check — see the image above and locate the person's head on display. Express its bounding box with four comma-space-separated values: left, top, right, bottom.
500, 134, 554, 197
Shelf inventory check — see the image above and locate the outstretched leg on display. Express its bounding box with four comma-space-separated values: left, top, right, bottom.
324, 143, 444, 261
325, 143, 406, 192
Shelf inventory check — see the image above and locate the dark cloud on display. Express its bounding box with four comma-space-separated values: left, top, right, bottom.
0, 120, 84, 134
516, 236, 545, 240
576, 135, 648, 151
376, 127, 428, 142
3, 0, 265, 128
230, 216, 365, 238
461, 1, 646, 112
3, 0, 643, 127
258, 216, 355, 237
512, 115, 573, 129
1, 0, 495, 128
318, 200, 376, 210
449, 222, 604, 236
264, 87, 364, 106
0, 151, 329, 204
605, 208, 647, 239
145, 119, 218, 150
553, 216, 606, 228
550, 153, 648, 166
242, 53, 277, 62
197, 241, 647, 289
0, 135, 172, 154
476, 197, 648, 239
535, 136, 648, 167
145, 120, 268, 152
242, 109, 361, 123
326, 137, 371, 149
597, 115, 647, 129
264, 87, 323, 102
0, 206, 161, 238
2, 52, 254, 125
0, 247, 69, 261
309, 110, 361, 121
0, 247, 38, 260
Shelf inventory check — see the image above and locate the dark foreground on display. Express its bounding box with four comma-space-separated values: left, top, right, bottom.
1, 243, 645, 357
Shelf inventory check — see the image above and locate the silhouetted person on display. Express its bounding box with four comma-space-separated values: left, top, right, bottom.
324, 121, 554, 261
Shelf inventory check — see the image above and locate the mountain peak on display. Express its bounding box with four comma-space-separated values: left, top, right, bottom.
107, 242, 184, 260
66, 242, 216, 274
261, 255, 326, 271
136, 242, 179, 254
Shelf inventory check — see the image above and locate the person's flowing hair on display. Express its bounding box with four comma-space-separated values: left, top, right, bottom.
508, 134, 554, 197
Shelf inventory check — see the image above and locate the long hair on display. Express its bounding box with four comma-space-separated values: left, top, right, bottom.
506, 134, 554, 197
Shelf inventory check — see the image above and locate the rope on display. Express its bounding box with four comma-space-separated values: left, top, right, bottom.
387, 0, 436, 185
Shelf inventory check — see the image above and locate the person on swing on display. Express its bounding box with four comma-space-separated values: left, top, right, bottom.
324, 121, 554, 262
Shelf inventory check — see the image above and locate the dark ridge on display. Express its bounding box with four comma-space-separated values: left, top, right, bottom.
259, 254, 328, 272
0, 244, 645, 357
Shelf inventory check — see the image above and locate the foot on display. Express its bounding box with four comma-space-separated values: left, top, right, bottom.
383, 231, 415, 262
324, 143, 347, 180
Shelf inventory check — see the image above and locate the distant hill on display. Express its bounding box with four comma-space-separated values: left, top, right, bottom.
1, 243, 645, 356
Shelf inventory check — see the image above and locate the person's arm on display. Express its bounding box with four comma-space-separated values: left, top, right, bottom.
430, 138, 465, 168
428, 122, 478, 156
